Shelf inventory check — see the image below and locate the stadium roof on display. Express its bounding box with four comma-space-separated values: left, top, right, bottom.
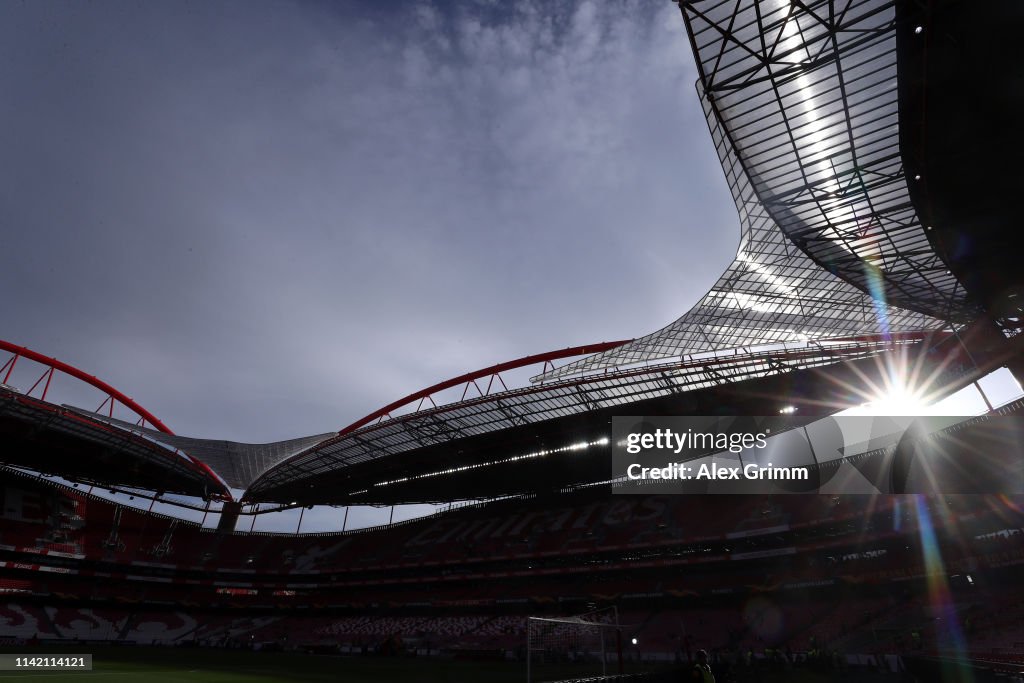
245, 332, 955, 505
59, 409, 335, 492
1, 331, 971, 506
535, 0, 977, 381
0, 340, 229, 499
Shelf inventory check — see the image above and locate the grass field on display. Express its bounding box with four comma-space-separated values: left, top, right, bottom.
0, 647, 534, 683
0, 646, 909, 682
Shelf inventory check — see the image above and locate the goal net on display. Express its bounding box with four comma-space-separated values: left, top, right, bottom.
527, 606, 623, 682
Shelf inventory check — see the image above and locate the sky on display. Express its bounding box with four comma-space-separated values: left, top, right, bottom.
3, 2, 1018, 533
0, 0, 736, 446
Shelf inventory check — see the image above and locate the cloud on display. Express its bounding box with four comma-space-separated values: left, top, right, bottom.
0, 0, 735, 455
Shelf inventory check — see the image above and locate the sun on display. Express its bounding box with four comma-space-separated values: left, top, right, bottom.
854, 384, 932, 417
837, 356, 943, 417
825, 337, 969, 418
839, 384, 931, 417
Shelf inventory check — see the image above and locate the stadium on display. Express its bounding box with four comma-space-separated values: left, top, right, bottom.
2, 0, 1023, 681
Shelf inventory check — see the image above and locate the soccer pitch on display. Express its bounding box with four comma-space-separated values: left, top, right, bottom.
0, 647, 911, 682
0, 648, 527, 683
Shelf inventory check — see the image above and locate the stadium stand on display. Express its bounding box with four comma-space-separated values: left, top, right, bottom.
4, 458, 1024, 671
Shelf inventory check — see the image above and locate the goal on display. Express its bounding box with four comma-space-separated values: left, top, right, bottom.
526, 606, 623, 682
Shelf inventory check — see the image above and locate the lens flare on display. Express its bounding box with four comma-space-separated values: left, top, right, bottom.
914, 496, 973, 681
997, 494, 1024, 513
864, 265, 893, 340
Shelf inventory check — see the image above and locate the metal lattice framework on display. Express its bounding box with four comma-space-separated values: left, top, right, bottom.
535, 0, 976, 382
59, 408, 335, 492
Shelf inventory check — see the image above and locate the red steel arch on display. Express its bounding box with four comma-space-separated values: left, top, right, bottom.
0, 339, 173, 434
337, 340, 632, 437
0, 339, 230, 499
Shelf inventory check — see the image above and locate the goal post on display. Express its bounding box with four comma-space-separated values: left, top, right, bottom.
526, 606, 623, 683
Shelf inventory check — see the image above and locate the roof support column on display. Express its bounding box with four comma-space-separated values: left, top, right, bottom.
217, 501, 242, 533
